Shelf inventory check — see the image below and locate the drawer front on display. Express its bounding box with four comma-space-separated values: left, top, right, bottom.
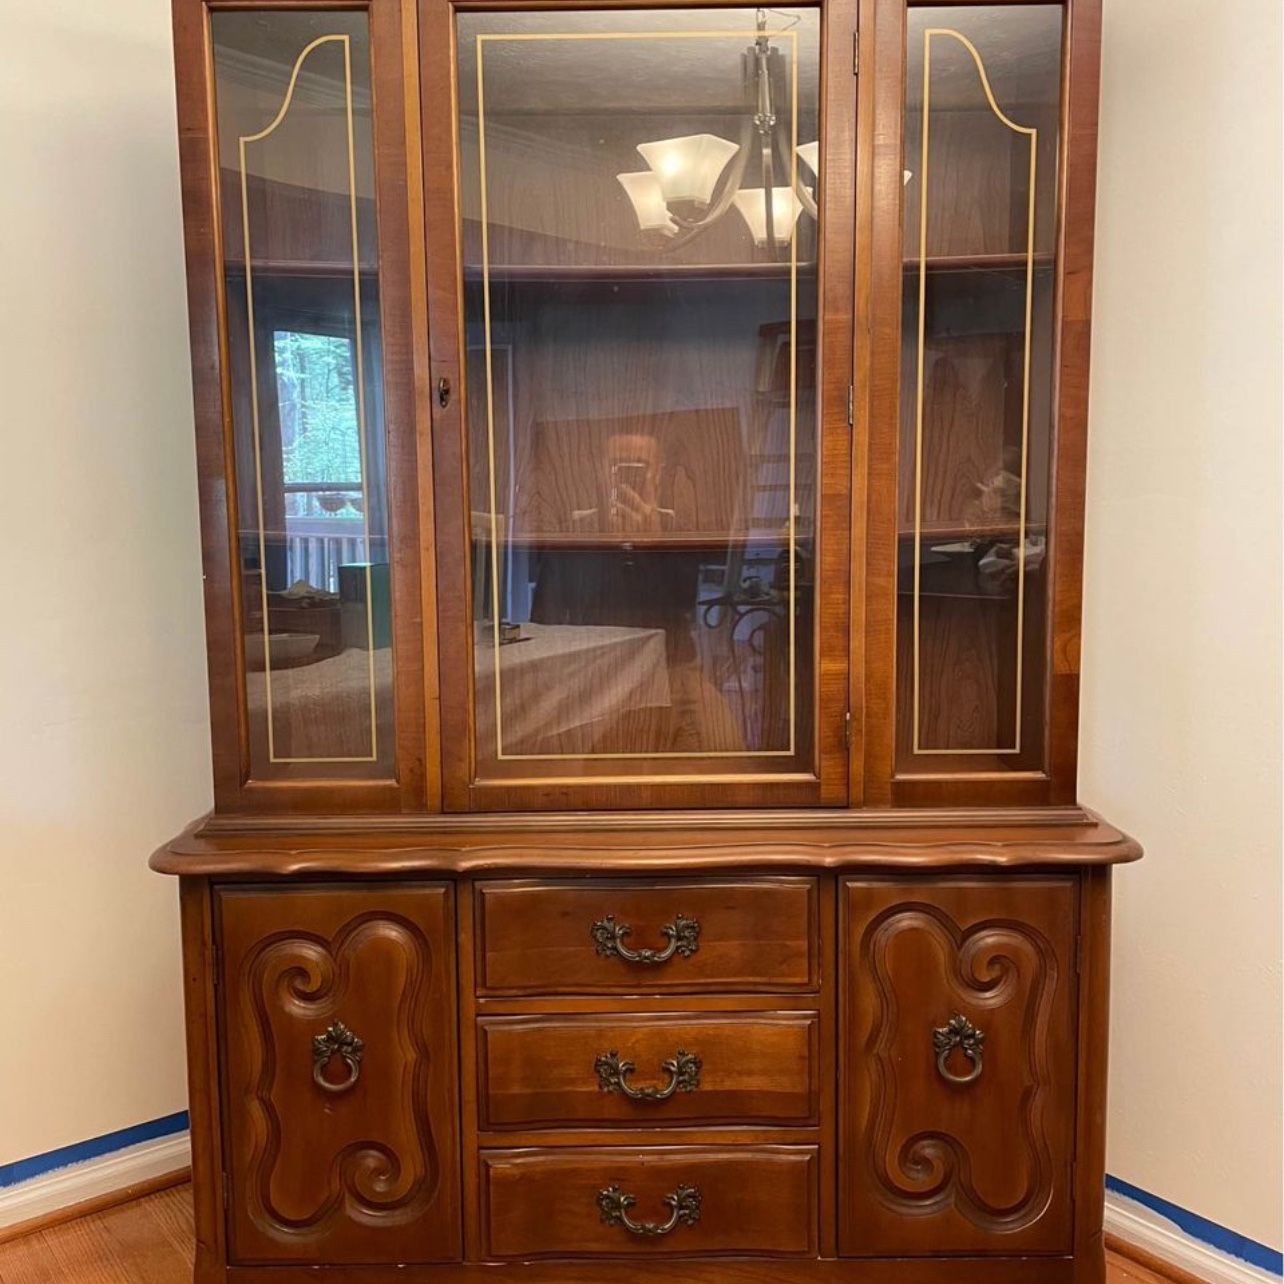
478, 1012, 819, 1129
840, 877, 1078, 1257
216, 884, 461, 1264
476, 878, 819, 994
480, 1146, 818, 1259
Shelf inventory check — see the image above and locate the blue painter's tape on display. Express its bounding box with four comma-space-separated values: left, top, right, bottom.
1107, 1174, 1283, 1276
0, 1112, 189, 1189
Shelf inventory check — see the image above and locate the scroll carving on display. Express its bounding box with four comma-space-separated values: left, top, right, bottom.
239, 913, 442, 1239
861, 903, 1059, 1234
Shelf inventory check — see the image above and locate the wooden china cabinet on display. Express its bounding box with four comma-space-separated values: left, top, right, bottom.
154, 0, 1139, 1278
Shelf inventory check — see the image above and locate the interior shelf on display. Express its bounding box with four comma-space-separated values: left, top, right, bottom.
463, 261, 816, 285
898, 521, 1048, 542
471, 530, 801, 551
224, 259, 377, 277
903, 251, 1056, 274
896, 588, 1015, 602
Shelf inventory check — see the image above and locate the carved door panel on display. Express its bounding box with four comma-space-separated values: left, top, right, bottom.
217, 885, 461, 1263
840, 877, 1078, 1256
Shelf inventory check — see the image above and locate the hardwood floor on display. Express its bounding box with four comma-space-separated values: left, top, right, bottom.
0, 1185, 193, 1282
0, 1184, 1181, 1283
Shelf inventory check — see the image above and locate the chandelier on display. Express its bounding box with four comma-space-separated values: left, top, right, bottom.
615, 9, 818, 255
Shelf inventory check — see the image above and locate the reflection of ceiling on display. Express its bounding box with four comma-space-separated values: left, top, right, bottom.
458, 8, 820, 115
907, 6, 1063, 111
212, 10, 367, 67
212, 12, 374, 198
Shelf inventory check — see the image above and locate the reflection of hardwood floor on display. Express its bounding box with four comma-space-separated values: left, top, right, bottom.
0, 1183, 1188, 1283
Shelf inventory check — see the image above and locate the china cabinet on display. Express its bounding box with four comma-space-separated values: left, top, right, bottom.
154, 0, 1139, 1277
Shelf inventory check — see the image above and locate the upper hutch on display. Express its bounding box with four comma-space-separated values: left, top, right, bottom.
155, 0, 1140, 1277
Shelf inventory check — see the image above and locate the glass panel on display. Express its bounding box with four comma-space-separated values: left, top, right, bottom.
896, 5, 1062, 774
456, 8, 821, 776
212, 12, 395, 780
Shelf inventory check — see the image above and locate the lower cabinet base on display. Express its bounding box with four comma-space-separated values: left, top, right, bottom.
216, 1257, 1095, 1284
167, 841, 1128, 1284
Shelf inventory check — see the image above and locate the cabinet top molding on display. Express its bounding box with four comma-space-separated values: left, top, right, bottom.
151, 807, 1140, 876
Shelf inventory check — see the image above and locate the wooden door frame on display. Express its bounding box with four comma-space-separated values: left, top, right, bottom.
859, 0, 1102, 808
419, 0, 858, 812
172, 0, 432, 816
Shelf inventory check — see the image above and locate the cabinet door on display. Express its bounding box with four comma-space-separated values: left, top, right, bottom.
840, 877, 1077, 1255
862, 1, 1102, 807
217, 885, 461, 1263
894, 5, 1064, 785
175, 0, 429, 812
421, 0, 856, 810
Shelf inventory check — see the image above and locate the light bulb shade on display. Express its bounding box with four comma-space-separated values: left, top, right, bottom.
796, 141, 820, 177
731, 187, 808, 247
617, 171, 679, 235
636, 133, 739, 206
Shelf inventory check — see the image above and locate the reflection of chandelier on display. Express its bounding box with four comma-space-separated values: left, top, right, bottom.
616, 9, 818, 254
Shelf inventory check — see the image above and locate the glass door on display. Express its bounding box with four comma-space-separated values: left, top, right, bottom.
424, 1, 854, 809
195, 0, 427, 812
895, 4, 1063, 779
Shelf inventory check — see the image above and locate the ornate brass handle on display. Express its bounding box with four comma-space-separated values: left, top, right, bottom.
597, 1184, 701, 1237
590, 913, 700, 965
933, 1013, 984, 1085
312, 1021, 363, 1094
595, 1049, 702, 1101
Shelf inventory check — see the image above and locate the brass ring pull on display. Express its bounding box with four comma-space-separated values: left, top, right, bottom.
595, 1049, 702, 1101
597, 1184, 701, 1237
590, 913, 700, 965
312, 1021, 364, 1094
933, 1014, 984, 1085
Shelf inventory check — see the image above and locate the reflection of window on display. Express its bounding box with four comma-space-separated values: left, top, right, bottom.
272, 328, 367, 593
272, 330, 364, 521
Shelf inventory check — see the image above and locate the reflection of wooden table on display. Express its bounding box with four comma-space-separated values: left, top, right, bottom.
474, 623, 671, 757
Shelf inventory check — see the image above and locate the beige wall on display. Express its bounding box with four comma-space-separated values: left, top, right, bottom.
1, 0, 1281, 1256
0, 0, 210, 1164
1081, 0, 1284, 1255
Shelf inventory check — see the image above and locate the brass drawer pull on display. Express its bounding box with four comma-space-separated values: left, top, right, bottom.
594, 1049, 702, 1100
597, 1184, 701, 1237
312, 1021, 364, 1094
933, 1013, 984, 1085
590, 913, 700, 965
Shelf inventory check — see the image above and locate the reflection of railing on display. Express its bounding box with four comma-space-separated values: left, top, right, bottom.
280, 482, 367, 592
281, 516, 367, 593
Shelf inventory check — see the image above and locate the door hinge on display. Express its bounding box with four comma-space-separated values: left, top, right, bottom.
844, 710, 852, 748
222, 1172, 232, 1208
847, 383, 854, 428
210, 941, 222, 987
853, 30, 860, 74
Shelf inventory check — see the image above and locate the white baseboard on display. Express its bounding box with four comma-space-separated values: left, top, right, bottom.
1106, 1190, 1281, 1284
2, 1140, 1277, 1280
0, 1132, 191, 1233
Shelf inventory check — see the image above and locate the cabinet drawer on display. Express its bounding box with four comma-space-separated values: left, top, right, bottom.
480, 1146, 818, 1259
476, 878, 819, 994
478, 1011, 819, 1129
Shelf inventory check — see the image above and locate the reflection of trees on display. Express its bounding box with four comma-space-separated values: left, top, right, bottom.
272, 330, 362, 518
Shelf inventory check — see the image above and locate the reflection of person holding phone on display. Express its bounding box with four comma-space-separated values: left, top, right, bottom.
530, 427, 741, 754
607, 432, 672, 532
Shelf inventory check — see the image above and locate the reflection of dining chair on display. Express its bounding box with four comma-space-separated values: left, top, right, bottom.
701, 578, 787, 748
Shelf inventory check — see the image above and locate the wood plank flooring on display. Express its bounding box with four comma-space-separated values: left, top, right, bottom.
0, 1184, 1181, 1283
